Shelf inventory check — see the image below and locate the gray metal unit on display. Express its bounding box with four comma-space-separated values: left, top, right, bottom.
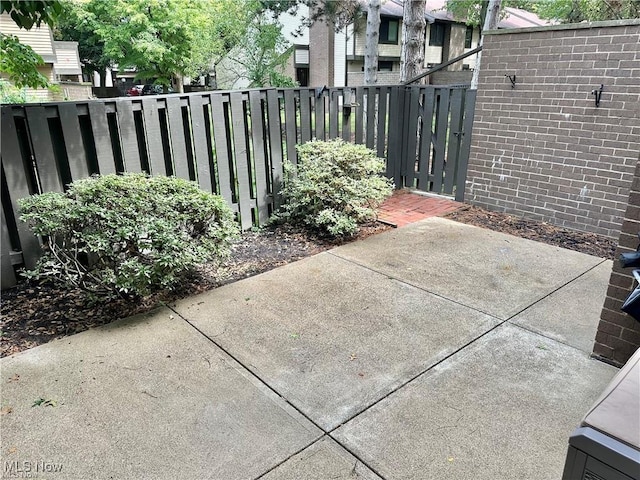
563, 428, 640, 480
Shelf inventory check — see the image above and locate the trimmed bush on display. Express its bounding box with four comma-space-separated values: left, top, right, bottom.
19, 173, 239, 298
274, 139, 394, 236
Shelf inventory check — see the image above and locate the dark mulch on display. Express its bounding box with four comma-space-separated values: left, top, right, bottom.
445, 205, 617, 260
0, 223, 390, 358
1, 206, 618, 358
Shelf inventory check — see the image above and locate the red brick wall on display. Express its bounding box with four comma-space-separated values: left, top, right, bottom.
594, 159, 640, 366
466, 20, 640, 239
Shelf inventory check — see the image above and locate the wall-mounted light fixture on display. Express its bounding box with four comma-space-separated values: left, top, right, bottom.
505, 74, 516, 89
592, 84, 604, 107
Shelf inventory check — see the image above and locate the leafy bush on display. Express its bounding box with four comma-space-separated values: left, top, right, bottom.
19, 173, 239, 298
274, 139, 394, 236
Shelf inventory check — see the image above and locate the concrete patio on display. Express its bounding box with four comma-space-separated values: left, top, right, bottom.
0, 217, 618, 479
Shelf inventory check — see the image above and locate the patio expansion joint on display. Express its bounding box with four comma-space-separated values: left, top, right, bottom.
504, 257, 610, 323
326, 250, 502, 320
167, 307, 390, 480
251, 434, 389, 480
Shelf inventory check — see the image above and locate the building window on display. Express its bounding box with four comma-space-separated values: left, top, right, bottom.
378, 61, 393, 72
429, 22, 445, 47
465, 25, 473, 49
379, 17, 399, 44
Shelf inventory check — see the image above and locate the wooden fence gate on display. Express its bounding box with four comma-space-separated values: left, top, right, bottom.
0, 84, 476, 288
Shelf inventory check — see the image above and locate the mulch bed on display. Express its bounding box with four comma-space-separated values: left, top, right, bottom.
444, 205, 617, 260
1, 206, 618, 358
0, 223, 389, 358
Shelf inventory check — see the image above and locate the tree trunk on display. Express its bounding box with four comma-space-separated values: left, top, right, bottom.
174, 74, 184, 93
470, 0, 501, 90
364, 0, 381, 85
400, 0, 426, 83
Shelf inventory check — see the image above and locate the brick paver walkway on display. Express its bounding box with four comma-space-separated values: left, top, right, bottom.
378, 190, 463, 227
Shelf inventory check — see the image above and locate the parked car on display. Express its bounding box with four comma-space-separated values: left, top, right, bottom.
126, 85, 143, 96
141, 84, 173, 95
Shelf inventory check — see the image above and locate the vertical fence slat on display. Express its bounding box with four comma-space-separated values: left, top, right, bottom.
0, 110, 41, 269
417, 87, 435, 191
300, 89, 312, 144
455, 89, 477, 202
377, 86, 388, 159
1, 206, 17, 288
230, 92, 253, 229
189, 95, 213, 193
386, 86, 402, 184
444, 88, 464, 195
284, 89, 297, 164
166, 97, 190, 179
365, 87, 376, 149
57, 103, 89, 182
354, 87, 364, 144
329, 89, 339, 139
210, 94, 234, 207
249, 91, 270, 224
87, 102, 116, 175
431, 88, 450, 193
25, 106, 64, 193
266, 90, 283, 209
342, 89, 352, 142
141, 98, 167, 175
403, 87, 421, 188
115, 99, 141, 173
314, 91, 325, 140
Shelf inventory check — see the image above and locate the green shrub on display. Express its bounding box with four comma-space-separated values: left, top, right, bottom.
274, 139, 394, 236
19, 173, 239, 298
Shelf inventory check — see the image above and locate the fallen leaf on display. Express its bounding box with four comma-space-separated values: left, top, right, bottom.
7, 374, 19, 383
447, 457, 455, 463
1, 406, 13, 415
350, 353, 357, 361
7, 447, 17, 454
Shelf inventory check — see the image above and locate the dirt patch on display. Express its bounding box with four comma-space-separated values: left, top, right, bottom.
445, 205, 617, 260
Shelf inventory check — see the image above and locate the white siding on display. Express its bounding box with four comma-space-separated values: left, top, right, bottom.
295, 48, 309, 65
333, 29, 346, 87
280, 6, 309, 45
53, 41, 81, 74
0, 14, 55, 60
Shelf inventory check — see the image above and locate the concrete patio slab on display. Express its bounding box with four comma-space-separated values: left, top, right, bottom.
333, 323, 617, 480
0, 309, 321, 480
173, 252, 500, 431
260, 437, 382, 479
512, 260, 612, 353
331, 217, 604, 320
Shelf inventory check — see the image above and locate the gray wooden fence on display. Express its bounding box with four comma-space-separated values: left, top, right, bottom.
1, 84, 476, 288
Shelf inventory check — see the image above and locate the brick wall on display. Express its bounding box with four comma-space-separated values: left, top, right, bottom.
594, 159, 640, 366
466, 20, 640, 239
309, 20, 334, 87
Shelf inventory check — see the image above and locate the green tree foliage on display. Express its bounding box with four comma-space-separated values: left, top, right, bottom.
0, 35, 49, 88
224, 14, 297, 88
0, 0, 62, 89
19, 174, 239, 299
445, 0, 640, 25
58, 0, 252, 91
54, 0, 112, 86
533, 0, 640, 22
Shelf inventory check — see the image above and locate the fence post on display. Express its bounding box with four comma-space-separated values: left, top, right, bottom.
455, 89, 477, 202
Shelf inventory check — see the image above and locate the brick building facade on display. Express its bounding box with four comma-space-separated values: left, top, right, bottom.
594, 160, 640, 366
466, 20, 640, 239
